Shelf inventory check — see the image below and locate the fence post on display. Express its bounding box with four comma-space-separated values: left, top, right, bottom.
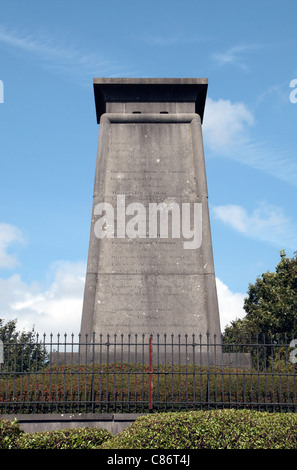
0, 340, 3, 370
149, 335, 153, 411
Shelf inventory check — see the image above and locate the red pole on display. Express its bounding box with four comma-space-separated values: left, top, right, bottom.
149, 335, 153, 411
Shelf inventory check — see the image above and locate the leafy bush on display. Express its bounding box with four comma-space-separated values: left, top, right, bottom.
17, 426, 112, 449
100, 409, 297, 449
0, 418, 24, 449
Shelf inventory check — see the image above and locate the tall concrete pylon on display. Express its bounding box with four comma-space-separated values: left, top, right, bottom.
80, 78, 221, 346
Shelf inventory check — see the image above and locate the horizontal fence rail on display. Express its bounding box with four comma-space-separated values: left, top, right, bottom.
0, 333, 297, 414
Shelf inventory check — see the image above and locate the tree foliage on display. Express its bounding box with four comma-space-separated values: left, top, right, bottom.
224, 250, 297, 341
0, 318, 48, 374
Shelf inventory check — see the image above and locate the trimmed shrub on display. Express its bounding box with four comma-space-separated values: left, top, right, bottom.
17, 426, 112, 449
0, 419, 24, 449
100, 409, 297, 449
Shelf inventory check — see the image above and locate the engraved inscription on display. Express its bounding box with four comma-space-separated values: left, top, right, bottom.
92, 119, 208, 336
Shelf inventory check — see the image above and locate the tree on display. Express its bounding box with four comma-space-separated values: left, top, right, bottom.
0, 318, 48, 374
223, 251, 297, 370
224, 250, 297, 341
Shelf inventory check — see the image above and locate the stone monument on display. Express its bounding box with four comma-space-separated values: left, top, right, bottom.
80, 78, 222, 350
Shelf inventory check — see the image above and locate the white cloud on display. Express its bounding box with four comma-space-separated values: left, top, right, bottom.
0, 223, 244, 337
255, 83, 289, 106
0, 261, 85, 338
212, 44, 262, 71
0, 264, 243, 337
213, 201, 297, 249
203, 97, 297, 187
0, 24, 132, 81
203, 97, 254, 152
0, 223, 24, 269
216, 278, 245, 331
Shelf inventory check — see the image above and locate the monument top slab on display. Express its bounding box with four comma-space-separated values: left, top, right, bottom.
93, 77, 208, 123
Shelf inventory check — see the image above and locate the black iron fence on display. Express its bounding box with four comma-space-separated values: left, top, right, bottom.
0, 333, 297, 414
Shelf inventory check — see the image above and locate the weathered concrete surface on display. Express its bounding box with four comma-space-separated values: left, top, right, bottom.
0, 413, 142, 435
50, 350, 251, 368
93, 77, 208, 123
80, 79, 221, 347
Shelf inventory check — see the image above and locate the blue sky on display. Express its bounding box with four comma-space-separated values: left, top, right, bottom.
0, 0, 296, 336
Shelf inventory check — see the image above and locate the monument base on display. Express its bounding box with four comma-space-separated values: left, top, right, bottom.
50, 334, 251, 368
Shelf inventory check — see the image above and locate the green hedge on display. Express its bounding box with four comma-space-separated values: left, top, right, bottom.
0, 419, 112, 450
0, 419, 24, 449
100, 409, 297, 449
16, 426, 112, 449
3, 410, 297, 449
